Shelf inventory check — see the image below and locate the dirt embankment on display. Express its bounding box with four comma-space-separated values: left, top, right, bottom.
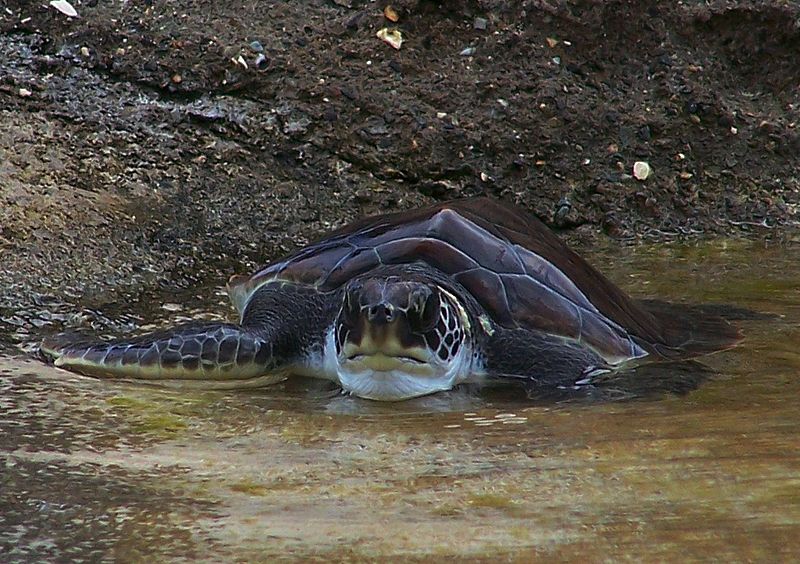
0, 0, 798, 346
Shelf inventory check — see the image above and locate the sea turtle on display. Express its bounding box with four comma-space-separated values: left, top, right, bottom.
41, 198, 740, 401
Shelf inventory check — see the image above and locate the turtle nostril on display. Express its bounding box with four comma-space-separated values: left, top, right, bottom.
367, 304, 394, 323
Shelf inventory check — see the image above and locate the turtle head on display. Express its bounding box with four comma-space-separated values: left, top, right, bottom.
333, 274, 473, 400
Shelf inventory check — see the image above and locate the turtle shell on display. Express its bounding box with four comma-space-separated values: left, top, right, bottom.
228, 198, 692, 362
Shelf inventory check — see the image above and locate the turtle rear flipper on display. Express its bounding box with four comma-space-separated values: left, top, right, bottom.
41, 323, 279, 383
636, 300, 745, 359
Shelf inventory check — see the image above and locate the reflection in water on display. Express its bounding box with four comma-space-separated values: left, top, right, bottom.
2, 241, 800, 560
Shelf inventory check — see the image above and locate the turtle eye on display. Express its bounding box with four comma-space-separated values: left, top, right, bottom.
410, 290, 440, 333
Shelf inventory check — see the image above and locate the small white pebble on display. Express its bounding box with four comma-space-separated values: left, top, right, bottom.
376, 28, 403, 50
633, 161, 652, 181
50, 0, 78, 18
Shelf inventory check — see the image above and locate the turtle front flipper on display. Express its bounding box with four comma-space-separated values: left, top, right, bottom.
484, 327, 612, 387
41, 323, 281, 385
41, 281, 341, 388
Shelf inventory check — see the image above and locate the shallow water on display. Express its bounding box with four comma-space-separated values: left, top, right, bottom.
2, 240, 799, 561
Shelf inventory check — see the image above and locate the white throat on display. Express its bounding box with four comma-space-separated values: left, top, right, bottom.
316, 327, 478, 401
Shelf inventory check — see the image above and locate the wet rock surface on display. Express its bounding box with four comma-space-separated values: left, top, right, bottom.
1, 1, 799, 343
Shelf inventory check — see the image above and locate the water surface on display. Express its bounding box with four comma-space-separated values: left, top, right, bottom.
2, 240, 799, 561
